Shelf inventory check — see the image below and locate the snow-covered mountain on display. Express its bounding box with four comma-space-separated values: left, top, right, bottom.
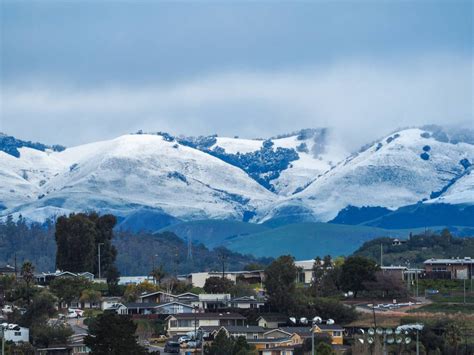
260, 127, 474, 222
1, 126, 473, 226
1, 134, 274, 222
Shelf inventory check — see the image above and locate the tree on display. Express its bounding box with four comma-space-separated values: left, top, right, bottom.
55, 214, 98, 272
204, 330, 256, 355
32, 322, 74, 348
80, 289, 102, 305
20, 261, 35, 304
20, 290, 57, 328
150, 265, 166, 285
340, 256, 378, 298
264, 255, 297, 313
205, 329, 234, 355
124, 281, 159, 302
315, 341, 335, 355
106, 265, 121, 296
55, 213, 117, 276
85, 313, 147, 355
49, 277, 92, 307
203, 277, 234, 294
363, 272, 408, 299
232, 336, 257, 355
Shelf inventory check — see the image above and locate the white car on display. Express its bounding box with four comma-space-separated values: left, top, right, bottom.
66, 309, 84, 318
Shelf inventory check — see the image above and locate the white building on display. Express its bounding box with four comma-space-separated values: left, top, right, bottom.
2, 323, 29, 343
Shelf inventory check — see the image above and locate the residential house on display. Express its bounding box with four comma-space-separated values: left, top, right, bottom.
35, 271, 94, 286
0, 264, 16, 276
180, 270, 265, 288
313, 324, 344, 345
257, 314, 288, 329
248, 333, 301, 355
206, 325, 267, 340
270, 327, 312, 340
424, 257, 474, 280
176, 292, 200, 303
196, 293, 231, 310
123, 301, 194, 315
2, 324, 29, 343
118, 276, 154, 285
138, 291, 177, 304
294, 260, 315, 284
259, 347, 296, 355
166, 312, 246, 336
100, 296, 122, 311
229, 296, 265, 309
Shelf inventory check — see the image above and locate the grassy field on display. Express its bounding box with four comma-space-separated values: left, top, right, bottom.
159, 219, 270, 248
223, 222, 426, 258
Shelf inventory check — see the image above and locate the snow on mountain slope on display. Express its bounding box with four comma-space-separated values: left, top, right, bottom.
4, 134, 275, 221
211, 129, 348, 195
0, 148, 64, 209
260, 128, 474, 222
428, 168, 474, 205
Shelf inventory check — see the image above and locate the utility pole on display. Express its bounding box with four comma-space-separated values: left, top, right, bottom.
98, 243, 104, 279
380, 243, 383, 268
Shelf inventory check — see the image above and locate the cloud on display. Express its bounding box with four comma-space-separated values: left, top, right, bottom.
1, 54, 472, 150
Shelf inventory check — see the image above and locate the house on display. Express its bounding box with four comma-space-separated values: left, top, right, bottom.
424, 257, 474, 280
391, 238, 407, 246
175, 292, 200, 303
196, 293, 231, 310
229, 296, 265, 309
257, 314, 288, 328
118, 276, 154, 285
104, 303, 127, 315
313, 323, 344, 345
123, 301, 194, 315
35, 271, 94, 286
206, 325, 267, 340
0, 264, 16, 276
248, 334, 301, 355
180, 270, 265, 288
2, 323, 29, 343
138, 291, 177, 304
100, 296, 122, 311
269, 327, 312, 340
166, 312, 246, 336
294, 260, 315, 284
69, 334, 91, 354
259, 346, 297, 355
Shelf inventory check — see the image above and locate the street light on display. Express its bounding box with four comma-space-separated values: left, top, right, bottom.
311, 316, 322, 355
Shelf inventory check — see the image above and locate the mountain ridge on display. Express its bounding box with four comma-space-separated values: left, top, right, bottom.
1, 126, 473, 229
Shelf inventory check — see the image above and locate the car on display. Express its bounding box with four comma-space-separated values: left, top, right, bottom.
186, 340, 202, 349
178, 335, 191, 344
68, 308, 84, 317
164, 341, 181, 353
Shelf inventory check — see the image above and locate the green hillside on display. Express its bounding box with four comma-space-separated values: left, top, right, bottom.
222, 222, 427, 259
158, 219, 270, 248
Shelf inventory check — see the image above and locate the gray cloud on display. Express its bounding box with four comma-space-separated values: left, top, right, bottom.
1, 54, 472, 151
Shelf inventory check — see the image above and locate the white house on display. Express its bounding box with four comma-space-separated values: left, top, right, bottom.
229, 296, 265, 309
2, 323, 29, 343
166, 313, 246, 336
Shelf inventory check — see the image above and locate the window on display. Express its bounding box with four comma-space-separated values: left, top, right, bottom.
253, 334, 258, 339
333, 331, 342, 337
14, 331, 21, 336
170, 320, 178, 328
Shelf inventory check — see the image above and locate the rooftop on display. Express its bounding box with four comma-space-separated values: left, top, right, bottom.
169, 312, 246, 320
424, 257, 474, 265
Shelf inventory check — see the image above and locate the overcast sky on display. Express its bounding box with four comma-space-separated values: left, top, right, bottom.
0, 0, 472, 149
